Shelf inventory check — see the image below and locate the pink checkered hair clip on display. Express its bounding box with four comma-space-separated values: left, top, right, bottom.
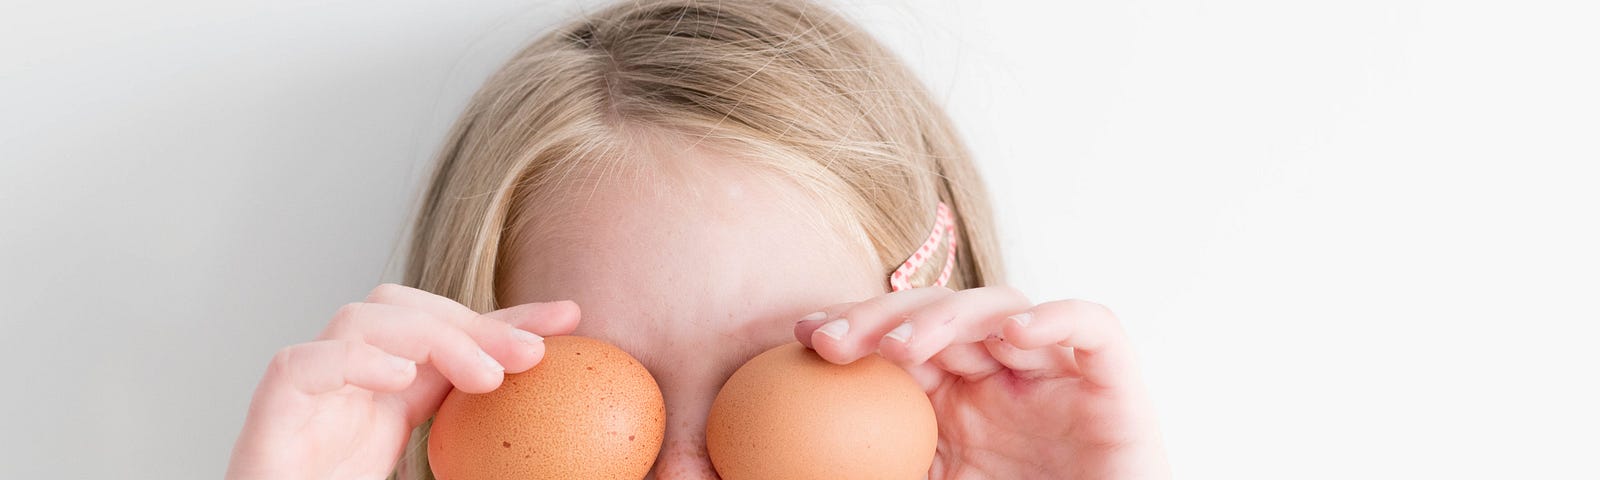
888, 201, 958, 292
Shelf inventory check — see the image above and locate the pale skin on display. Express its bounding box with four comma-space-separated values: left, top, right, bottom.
227, 145, 1169, 479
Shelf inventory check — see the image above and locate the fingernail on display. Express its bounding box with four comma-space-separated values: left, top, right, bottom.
817, 318, 850, 340
510, 328, 543, 346
387, 355, 416, 374
799, 311, 827, 323
477, 350, 504, 373
1010, 312, 1033, 328
885, 322, 913, 343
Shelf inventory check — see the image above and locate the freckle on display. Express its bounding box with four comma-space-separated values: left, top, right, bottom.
575, 352, 581, 356
586, 366, 593, 371
502, 441, 511, 448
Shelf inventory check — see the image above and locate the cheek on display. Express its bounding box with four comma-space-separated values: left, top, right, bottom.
568, 321, 609, 340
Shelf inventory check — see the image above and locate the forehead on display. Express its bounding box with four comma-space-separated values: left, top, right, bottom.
498, 144, 884, 344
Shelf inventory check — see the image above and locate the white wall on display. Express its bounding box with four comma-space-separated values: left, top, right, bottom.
2, 0, 1596, 477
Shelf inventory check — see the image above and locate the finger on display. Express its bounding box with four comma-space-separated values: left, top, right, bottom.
482, 301, 582, 337
983, 337, 1081, 379
364, 283, 479, 323
807, 286, 956, 364
901, 362, 948, 392
395, 302, 579, 416
363, 284, 581, 372
799, 307, 946, 390
440, 302, 570, 375
320, 302, 507, 394
1002, 299, 1138, 388
793, 303, 857, 350
268, 339, 417, 396
875, 285, 1033, 366
925, 341, 1006, 381
368, 283, 582, 335
397, 367, 451, 426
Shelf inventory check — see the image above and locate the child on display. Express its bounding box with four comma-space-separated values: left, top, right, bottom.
227, 0, 1167, 478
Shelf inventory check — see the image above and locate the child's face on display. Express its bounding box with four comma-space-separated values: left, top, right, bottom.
497, 147, 886, 478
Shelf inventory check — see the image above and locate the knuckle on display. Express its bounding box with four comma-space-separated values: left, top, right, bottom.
907, 301, 958, 325
333, 302, 367, 323
1076, 299, 1118, 319
393, 305, 439, 325
325, 303, 369, 336
336, 338, 361, 361
843, 301, 893, 323
423, 322, 480, 354
987, 284, 1030, 304
365, 283, 409, 303
268, 344, 298, 371
443, 323, 479, 345
904, 310, 951, 329
266, 344, 307, 385
459, 311, 499, 330
1057, 298, 1113, 318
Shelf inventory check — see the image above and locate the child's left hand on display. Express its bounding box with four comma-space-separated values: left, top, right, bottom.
795, 286, 1170, 479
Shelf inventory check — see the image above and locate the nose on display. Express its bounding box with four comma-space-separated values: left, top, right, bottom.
642, 371, 724, 480
625, 324, 776, 480
643, 373, 725, 480
648, 437, 720, 479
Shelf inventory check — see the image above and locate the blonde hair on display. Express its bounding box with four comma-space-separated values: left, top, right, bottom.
394, 0, 1004, 476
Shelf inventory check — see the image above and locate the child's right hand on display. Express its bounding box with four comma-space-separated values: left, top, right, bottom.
225, 284, 580, 480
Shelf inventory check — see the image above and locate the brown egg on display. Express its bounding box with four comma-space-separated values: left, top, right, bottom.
706, 342, 938, 480
428, 335, 665, 480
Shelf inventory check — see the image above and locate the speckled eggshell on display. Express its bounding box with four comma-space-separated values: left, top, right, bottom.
705, 342, 938, 480
428, 335, 665, 480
